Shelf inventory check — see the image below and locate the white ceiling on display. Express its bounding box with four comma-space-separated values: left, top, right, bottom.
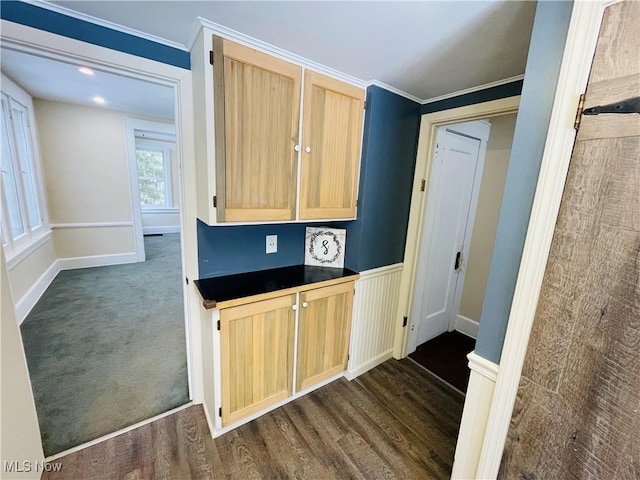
0, 1, 536, 117
49, 0, 537, 101
0, 48, 175, 119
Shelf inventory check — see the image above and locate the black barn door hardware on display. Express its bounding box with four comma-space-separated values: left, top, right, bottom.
454, 251, 462, 271
583, 97, 640, 115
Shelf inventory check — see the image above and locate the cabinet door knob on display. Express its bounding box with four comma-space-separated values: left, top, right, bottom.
292, 304, 298, 311
302, 302, 308, 308
294, 144, 300, 152
305, 146, 311, 153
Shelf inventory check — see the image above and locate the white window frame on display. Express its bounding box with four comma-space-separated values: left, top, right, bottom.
0, 74, 50, 267
135, 137, 174, 210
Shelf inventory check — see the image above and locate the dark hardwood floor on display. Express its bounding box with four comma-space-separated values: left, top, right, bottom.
409, 331, 476, 392
44, 359, 464, 480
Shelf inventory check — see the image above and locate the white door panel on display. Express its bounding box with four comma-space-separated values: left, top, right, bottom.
408, 124, 486, 351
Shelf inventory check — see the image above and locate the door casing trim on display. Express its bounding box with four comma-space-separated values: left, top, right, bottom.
393, 95, 520, 359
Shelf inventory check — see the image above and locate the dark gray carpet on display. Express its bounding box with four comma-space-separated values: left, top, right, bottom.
21, 234, 189, 457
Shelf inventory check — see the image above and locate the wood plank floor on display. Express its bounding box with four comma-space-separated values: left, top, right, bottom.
43, 359, 464, 480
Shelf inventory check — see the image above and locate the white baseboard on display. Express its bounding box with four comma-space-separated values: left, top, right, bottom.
15, 260, 60, 325
202, 399, 215, 439
57, 252, 138, 270
451, 351, 499, 479
211, 372, 345, 438
143, 226, 181, 235
455, 314, 479, 339
15, 252, 139, 324
345, 349, 394, 380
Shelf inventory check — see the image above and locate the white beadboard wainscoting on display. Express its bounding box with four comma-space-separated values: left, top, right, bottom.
451, 351, 499, 479
345, 263, 403, 380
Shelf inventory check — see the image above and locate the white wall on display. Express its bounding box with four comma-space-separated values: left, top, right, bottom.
1, 245, 45, 477
34, 99, 173, 259
459, 114, 517, 322
141, 211, 180, 234
7, 237, 56, 305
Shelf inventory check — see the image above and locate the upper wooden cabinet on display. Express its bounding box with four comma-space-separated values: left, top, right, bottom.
193, 31, 365, 224
299, 71, 364, 220
213, 37, 302, 222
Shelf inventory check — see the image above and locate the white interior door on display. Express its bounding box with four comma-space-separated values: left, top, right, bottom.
408, 122, 488, 352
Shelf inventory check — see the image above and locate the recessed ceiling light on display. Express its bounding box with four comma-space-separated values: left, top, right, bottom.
93, 96, 106, 105
78, 67, 94, 76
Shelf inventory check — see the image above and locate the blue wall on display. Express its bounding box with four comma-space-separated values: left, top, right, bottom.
198, 85, 421, 278
0, 1, 190, 69
475, 0, 574, 363
345, 86, 421, 272
421, 80, 523, 114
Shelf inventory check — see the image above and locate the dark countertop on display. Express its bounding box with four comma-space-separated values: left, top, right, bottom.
195, 264, 359, 309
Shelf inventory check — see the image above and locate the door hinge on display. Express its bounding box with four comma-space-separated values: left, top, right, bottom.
213, 195, 217, 208
454, 251, 462, 271
574, 93, 586, 130
583, 96, 640, 116
185, 277, 189, 285
363, 100, 367, 110
402, 316, 408, 327
209, 50, 214, 66
217, 320, 220, 331
420, 179, 426, 192
348, 354, 350, 361
218, 407, 222, 417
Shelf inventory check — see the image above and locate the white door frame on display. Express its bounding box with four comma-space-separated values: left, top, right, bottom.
394, 96, 520, 359
407, 120, 490, 352
124, 117, 177, 262
0, 19, 204, 417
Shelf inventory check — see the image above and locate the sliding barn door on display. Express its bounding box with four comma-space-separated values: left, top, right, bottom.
500, 2, 640, 478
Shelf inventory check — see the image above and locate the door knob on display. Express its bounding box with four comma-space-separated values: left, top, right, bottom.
292, 304, 298, 311
302, 302, 308, 308
294, 144, 300, 152
305, 146, 311, 153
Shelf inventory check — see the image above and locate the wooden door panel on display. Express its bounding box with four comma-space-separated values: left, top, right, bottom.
300, 71, 364, 220
214, 37, 301, 222
297, 282, 354, 391
220, 295, 295, 426
500, 2, 640, 477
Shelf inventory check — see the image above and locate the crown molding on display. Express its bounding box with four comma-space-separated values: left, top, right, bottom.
366, 80, 422, 104
193, 17, 367, 89
421, 74, 525, 105
29, 0, 188, 52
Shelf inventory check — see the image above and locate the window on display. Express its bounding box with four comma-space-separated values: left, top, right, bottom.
134, 132, 176, 210
136, 145, 171, 207
0, 76, 48, 258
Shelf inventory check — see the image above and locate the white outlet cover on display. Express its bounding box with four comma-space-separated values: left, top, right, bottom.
266, 235, 277, 254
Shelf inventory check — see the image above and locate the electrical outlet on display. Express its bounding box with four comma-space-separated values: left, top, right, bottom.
266, 235, 277, 254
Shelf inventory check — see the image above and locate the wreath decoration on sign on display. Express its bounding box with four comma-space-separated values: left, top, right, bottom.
308, 230, 342, 264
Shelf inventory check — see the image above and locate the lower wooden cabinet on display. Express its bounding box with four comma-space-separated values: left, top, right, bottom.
218, 281, 355, 427
296, 282, 355, 391
219, 294, 295, 427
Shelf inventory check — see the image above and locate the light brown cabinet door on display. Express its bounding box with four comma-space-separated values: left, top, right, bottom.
299, 71, 364, 220
214, 37, 302, 222
296, 282, 355, 391
220, 295, 295, 426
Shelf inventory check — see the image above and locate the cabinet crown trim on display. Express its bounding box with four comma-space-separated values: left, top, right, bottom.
192, 21, 367, 89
